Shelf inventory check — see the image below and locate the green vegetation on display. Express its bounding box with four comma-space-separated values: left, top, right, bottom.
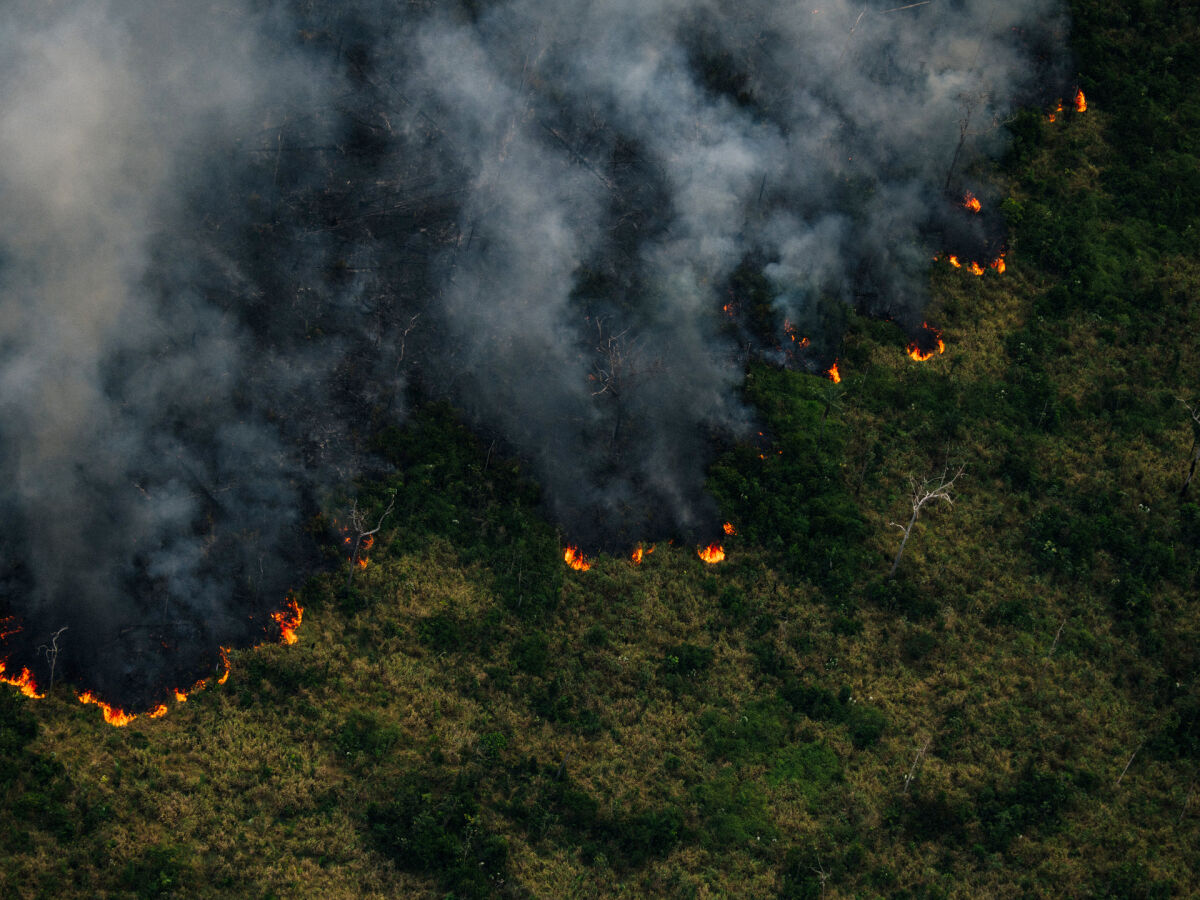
2, 2, 1198, 896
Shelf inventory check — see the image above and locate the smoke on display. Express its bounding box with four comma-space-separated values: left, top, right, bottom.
0, 0, 1066, 703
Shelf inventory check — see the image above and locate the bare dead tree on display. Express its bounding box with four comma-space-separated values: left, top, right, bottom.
37, 626, 67, 692
903, 736, 932, 793
1177, 397, 1200, 497
589, 319, 661, 447
1115, 742, 1142, 788
889, 463, 966, 578
345, 492, 397, 591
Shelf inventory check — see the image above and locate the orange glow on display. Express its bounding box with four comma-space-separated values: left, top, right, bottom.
271, 598, 304, 645
148, 704, 169, 719
1048, 98, 1063, 122
963, 192, 981, 213
906, 322, 946, 362
0, 661, 43, 699
698, 543, 726, 564
218, 646, 231, 685
967, 261, 985, 276
723, 522, 736, 536
356, 556, 369, 569
783, 319, 810, 346
826, 361, 841, 383
563, 546, 591, 571
174, 688, 188, 702
1074, 89, 1086, 112
990, 253, 1006, 274
78, 690, 137, 727
631, 547, 644, 564
947, 255, 962, 268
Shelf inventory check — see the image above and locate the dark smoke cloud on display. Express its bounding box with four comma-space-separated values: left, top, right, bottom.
0, 0, 1066, 703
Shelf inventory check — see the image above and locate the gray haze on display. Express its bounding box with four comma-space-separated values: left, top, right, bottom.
0, 0, 1066, 702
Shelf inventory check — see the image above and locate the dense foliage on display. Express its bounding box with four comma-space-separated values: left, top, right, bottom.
1, 1, 1198, 897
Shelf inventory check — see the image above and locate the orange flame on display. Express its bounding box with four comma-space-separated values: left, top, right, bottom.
631, 547, 644, 564
563, 546, 591, 571
698, 543, 726, 564
148, 704, 169, 719
990, 253, 1006, 274
826, 361, 841, 383
1074, 89, 1086, 112
271, 598, 304, 645
217, 646, 231, 685
1048, 98, 1063, 122
174, 688, 188, 703
963, 192, 981, 213
947, 255, 962, 268
967, 261, 985, 276
723, 522, 736, 536
78, 690, 137, 727
0, 661, 43, 699
906, 322, 945, 362
356, 556, 369, 569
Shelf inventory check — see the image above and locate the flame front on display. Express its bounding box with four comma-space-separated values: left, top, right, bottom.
217, 646, 231, 685
826, 361, 841, 383
0, 661, 43, 699
78, 690, 137, 727
698, 543, 726, 564
963, 191, 981, 213
563, 546, 591, 571
272, 598, 304, 645
906, 322, 946, 362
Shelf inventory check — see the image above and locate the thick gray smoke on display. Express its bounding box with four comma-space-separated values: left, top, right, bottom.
0, 0, 1065, 703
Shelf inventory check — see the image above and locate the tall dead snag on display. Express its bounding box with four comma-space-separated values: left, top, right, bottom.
889, 464, 966, 578
1177, 397, 1200, 498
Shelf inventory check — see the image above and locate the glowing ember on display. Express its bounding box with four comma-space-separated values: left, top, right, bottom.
782, 319, 810, 346
723, 522, 736, 536
1048, 98, 1063, 122
631, 547, 644, 564
0, 661, 43, 699
563, 546, 591, 571
967, 261, 985, 276
174, 688, 188, 702
990, 253, 1006, 274
356, 556, 369, 569
947, 255, 962, 268
148, 704, 169, 719
906, 322, 946, 362
217, 646, 231, 685
697, 543, 726, 564
1074, 89, 1086, 112
963, 192, 981, 213
826, 361, 841, 383
78, 690, 137, 727
271, 598, 304, 645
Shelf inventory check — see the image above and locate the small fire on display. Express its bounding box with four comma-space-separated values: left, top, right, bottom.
906, 322, 945, 362
271, 598, 304, 645
947, 255, 962, 268
967, 261, 985, 276
1048, 98, 1064, 122
563, 546, 591, 571
78, 690, 137, 727
962, 192, 981, 213
217, 646, 231, 685
697, 543, 726, 564
782, 319, 810, 346
990, 253, 1006, 274
723, 521, 736, 536
631, 547, 644, 564
1074, 89, 1086, 112
826, 361, 841, 383
174, 688, 188, 702
0, 661, 43, 699
148, 704, 169, 719
356, 556, 369, 569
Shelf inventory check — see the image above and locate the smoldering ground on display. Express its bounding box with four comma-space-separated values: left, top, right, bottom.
0, 0, 1067, 705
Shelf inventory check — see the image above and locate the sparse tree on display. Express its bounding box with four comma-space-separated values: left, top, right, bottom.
888, 464, 966, 578
37, 626, 67, 692
903, 736, 932, 793
589, 319, 660, 446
